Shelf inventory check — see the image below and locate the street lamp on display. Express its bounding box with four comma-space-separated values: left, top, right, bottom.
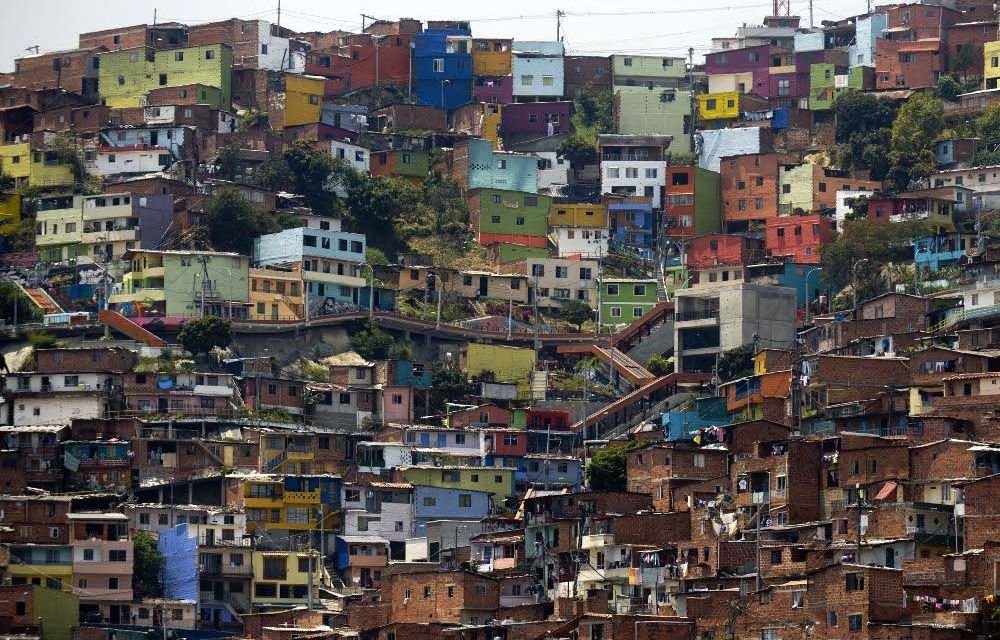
360, 263, 375, 319
804, 267, 823, 325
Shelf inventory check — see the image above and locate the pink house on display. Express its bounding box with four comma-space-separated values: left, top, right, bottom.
383, 385, 416, 424
69, 512, 133, 623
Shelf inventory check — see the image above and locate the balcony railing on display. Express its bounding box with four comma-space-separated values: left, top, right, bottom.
676, 308, 720, 322
751, 491, 770, 504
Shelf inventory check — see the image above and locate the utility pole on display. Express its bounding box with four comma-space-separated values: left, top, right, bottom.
809, 0, 814, 28
556, 10, 565, 42
277, 0, 281, 31
688, 47, 696, 155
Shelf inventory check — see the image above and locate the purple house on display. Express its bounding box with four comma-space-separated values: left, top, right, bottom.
474, 75, 514, 104
500, 101, 571, 136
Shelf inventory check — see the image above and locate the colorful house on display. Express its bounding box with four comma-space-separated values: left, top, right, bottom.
808, 63, 868, 110
764, 214, 836, 264
600, 278, 659, 328
454, 138, 538, 193
472, 188, 551, 249
0, 192, 21, 237
275, 74, 326, 129
914, 233, 971, 272
511, 41, 565, 100
109, 249, 250, 318
35, 195, 85, 263
608, 196, 656, 260
473, 38, 513, 76
249, 265, 305, 321
399, 465, 516, 507
370, 149, 430, 182
98, 44, 234, 109
614, 86, 694, 152
413, 26, 473, 110
250, 549, 322, 609
466, 343, 536, 399
664, 166, 721, 238
69, 512, 133, 624
0, 142, 75, 191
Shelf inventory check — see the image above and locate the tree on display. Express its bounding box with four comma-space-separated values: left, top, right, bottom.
820, 218, 930, 302
646, 354, 673, 376
935, 74, 963, 102
0, 281, 41, 325
949, 45, 975, 84
177, 316, 233, 356
558, 299, 594, 331
204, 187, 284, 255
974, 104, 1000, 165
586, 440, 646, 491
888, 92, 944, 191
282, 141, 354, 215
557, 135, 597, 173
349, 319, 396, 360
717, 344, 756, 384
344, 174, 427, 257
830, 91, 899, 181
430, 362, 469, 414
132, 531, 164, 599
253, 157, 295, 193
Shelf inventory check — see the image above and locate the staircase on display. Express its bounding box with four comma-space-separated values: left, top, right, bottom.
530, 370, 548, 400
97, 310, 167, 347
17, 284, 62, 315
263, 449, 288, 473
656, 259, 669, 302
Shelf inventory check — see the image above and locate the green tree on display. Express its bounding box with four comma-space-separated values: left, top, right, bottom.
830, 91, 899, 181
820, 218, 930, 301
177, 316, 233, 356
888, 92, 943, 191
717, 343, 756, 384
253, 157, 295, 192
430, 362, 469, 413
646, 354, 673, 376
349, 319, 396, 360
0, 281, 41, 325
282, 141, 353, 214
344, 174, 427, 257
974, 104, 1000, 165
558, 299, 594, 331
949, 45, 975, 83
421, 173, 472, 241
204, 187, 295, 255
132, 531, 164, 599
586, 440, 646, 491
935, 74, 962, 102
557, 135, 598, 173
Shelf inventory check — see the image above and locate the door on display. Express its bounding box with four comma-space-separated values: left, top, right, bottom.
158, 398, 168, 411
885, 547, 895, 568
479, 276, 488, 297
205, 529, 215, 546
213, 581, 224, 601
150, 131, 159, 146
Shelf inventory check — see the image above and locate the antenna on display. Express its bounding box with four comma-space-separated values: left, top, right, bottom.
556, 10, 565, 42
773, 0, 790, 17
25, 45, 40, 55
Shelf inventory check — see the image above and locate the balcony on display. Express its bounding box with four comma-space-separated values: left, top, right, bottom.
198, 535, 251, 547
676, 308, 720, 322
581, 533, 615, 549
198, 562, 253, 577
751, 491, 770, 504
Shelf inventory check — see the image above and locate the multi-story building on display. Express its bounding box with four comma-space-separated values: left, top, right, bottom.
413, 25, 473, 110
598, 134, 672, 209
35, 193, 174, 264
673, 283, 797, 373
473, 38, 513, 105
611, 55, 691, 151
607, 196, 656, 260
249, 265, 305, 321
471, 188, 551, 252
549, 202, 610, 258
250, 549, 321, 610
97, 44, 234, 109
187, 18, 306, 72
764, 214, 836, 264
518, 257, 599, 309
600, 278, 659, 328
664, 166, 721, 238
511, 41, 565, 101
398, 465, 516, 508
778, 163, 881, 214
720, 153, 797, 229
68, 513, 133, 624
452, 138, 539, 193
11, 47, 104, 99
110, 249, 250, 318
369, 149, 429, 183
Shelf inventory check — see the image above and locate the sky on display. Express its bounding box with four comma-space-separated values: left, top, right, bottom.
1, 0, 874, 72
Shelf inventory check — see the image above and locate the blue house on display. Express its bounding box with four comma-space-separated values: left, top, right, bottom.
393, 360, 433, 389
158, 524, 199, 608
459, 138, 539, 193
412, 485, 492, 536
914, 233, 969, 272
413, 26, 473, 110
663, 397, 729, 440
608, 198, 655, 260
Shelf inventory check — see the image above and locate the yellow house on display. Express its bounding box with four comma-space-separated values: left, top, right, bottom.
0, 192, 21, 235
987, 41, 1000, 90
398, 465, 516, 506
0, 142, 75, 190
473, 39, 513, 76
250, 266, 305, 321
8, 544, 74, 592
281, 75, 326, 129
548, 202, 609, 229
243, 477, 323, 534
251, 549, 321, 608
483, 103, 503, 150
697, 91, 741, 121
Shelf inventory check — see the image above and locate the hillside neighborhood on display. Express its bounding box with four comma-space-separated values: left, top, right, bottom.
6, 2, 1000, 640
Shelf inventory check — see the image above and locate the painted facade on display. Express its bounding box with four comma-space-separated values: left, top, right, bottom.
511, 41, 565, 99
98, 44, 234, 108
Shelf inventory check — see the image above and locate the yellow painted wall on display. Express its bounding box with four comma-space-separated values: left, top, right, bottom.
549, 202, 608, 228
251, 550, 321, 607
473, 40, 513, 76
697, 91, 740, 121
250, 267, 305, 321
400, 466, 514, 505
0, 143, 74, 190
987, 41, 1000, 87
466, 343, 536, 385
282, 75, 326, 128
483, 104, 503, 150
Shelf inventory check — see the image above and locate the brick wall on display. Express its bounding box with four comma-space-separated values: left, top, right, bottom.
243, 609, 325, 639
384, 571, 500, 624
608, 512, 691, 546
35, 347, 136, 373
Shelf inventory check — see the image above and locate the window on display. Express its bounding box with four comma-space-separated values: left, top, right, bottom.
634, 284, 646, 296
433, 59, 445, 72
109, 549, 127, 562
108, 577, 119, 589
424, 586, 432, 598
848, 615, 862, 632
174, 51, 184, 61
521, 75, 534, 85
762, 630, 776, 640
610, 306, 622, 318
845, 572, 864, 591
607, 284, 619, 295
159, 74, 168, 86
83, 549, 95, 561
459, 494, 472, 507
828, 611, 838, 628
205, 49, 215, 60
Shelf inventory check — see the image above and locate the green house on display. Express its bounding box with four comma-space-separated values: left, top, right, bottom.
613, 86, 694, 153
475, 188, 552, 244
98, 44, 233, 109
34, 585, 79, 640
809, 64, 867, 111
600, 278, 659, 328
